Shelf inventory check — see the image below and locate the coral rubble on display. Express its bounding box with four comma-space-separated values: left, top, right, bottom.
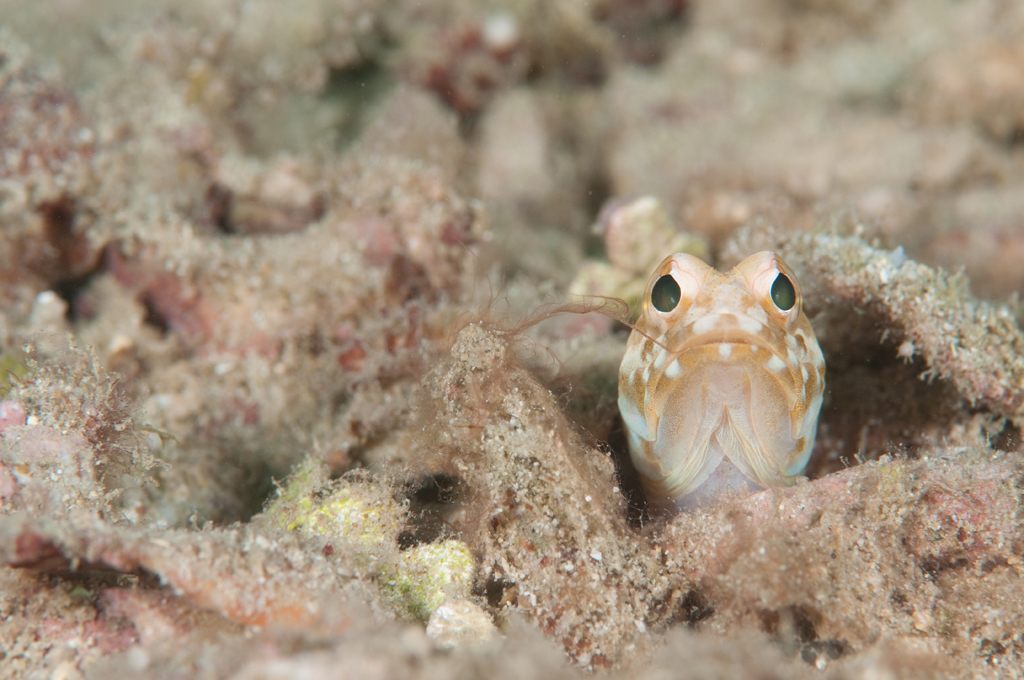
1, 0, 1024, 678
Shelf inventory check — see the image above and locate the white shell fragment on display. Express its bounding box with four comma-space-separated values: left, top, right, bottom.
426, 599, 497, 650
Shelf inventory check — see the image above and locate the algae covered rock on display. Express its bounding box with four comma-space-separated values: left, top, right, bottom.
264, 458, 477, 621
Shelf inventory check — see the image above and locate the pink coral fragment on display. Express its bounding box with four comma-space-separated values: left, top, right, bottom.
0, 400, 27, 432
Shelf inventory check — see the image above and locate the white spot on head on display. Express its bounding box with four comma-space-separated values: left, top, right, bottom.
785, 334, 797, 348
749, 345, 758, 352
719, 343, 732, 358
653, 349, 668, 370
665, 359, 682, 379
801, 365, 809, 381
642, 366, 650, 384
787, 348, 798, 365
766, 355, 786, 372
737, 315, 764, 335
691, 315, 718, 336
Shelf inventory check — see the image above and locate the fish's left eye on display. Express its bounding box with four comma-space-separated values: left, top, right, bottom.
770, 272, 796, 311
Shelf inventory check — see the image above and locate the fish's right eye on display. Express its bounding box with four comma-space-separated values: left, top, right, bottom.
651, 275, 681, 313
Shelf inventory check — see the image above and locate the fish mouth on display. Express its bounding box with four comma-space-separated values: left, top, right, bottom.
672, 329, 778, 356
662, 330, 794, 379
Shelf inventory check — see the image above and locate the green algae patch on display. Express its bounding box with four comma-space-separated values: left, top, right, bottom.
263, 457, 476, 621
0, 352, 27, 395
876, 457, 905, 498
382, 539, 476, 621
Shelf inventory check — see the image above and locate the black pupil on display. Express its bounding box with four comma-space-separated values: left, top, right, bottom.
651, 275, 681, 313
771, 272, 796, 311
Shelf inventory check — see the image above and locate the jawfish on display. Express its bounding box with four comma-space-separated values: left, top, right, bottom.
617, 252, 825, 508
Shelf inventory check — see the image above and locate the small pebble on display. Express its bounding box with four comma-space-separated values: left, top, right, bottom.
426, 599, 496, 650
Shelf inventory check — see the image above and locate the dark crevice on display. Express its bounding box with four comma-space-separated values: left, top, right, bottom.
37, 193, 104, 321
140, 291, 172, 336
38, 196, 84, 272
980, 638, 1008, 664
36, 195, 103, 315
806, 304, 966, 480
43, 568, 164, 592
647, 587, 714, 631
323, 60, 395, 151
792, 606, 817, 643
385, 255, 437, 305
890, 588, 910, 610
398, 473, 464, 550
239, 459, 282, 522
761, 605, 847, 666
202, 183, 234, 235
920, 555, 970, 581
483, 577, 516, 609
677, 589, 714, 625
990, 420, 1021, 452
52, 269, 102, 323
801, 639, 847, 667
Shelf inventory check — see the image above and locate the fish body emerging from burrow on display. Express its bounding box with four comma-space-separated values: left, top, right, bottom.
618, 252, 825, 508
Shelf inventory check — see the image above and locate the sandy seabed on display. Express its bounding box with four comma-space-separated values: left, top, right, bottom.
2, 1, 1024, 677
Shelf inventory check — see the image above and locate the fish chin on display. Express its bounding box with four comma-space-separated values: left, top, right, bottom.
673, 457, 760, 511
647, 356, 802, 499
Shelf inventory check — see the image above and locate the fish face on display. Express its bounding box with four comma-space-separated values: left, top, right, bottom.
618, 252, 825, 505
